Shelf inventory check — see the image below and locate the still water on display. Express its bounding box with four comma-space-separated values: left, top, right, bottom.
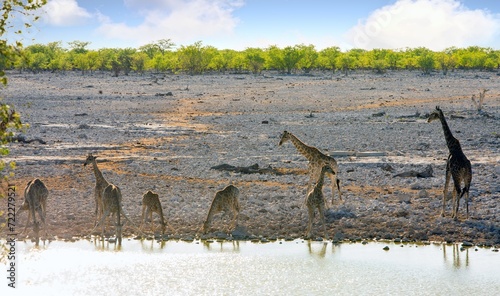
5, 239, 499, 295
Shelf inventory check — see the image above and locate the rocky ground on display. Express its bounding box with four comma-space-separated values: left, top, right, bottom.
1, 69, 499, 246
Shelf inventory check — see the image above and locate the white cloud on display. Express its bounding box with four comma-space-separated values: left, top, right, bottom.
96, 0, 244, 46
42, 0, 93, 26
345, 0, 500, 50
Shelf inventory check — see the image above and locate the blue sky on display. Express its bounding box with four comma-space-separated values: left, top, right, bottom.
15, 0, 500, 51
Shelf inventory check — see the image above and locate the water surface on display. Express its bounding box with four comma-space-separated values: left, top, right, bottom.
6, 239, 499, 295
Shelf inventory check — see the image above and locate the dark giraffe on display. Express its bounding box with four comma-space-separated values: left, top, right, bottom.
428, 106, 472, 220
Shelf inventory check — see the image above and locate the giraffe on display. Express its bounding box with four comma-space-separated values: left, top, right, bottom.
203, 185, 240, 234
141, 190, 168, 235
305, 165, 334, 238
90, 184, 135, 243
428, 106, 472, 220
17, 178, 49, 235
278, 130, 341, 205
84, 153, 109, 225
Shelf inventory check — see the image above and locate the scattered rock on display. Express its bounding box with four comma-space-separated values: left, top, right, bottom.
372, 111, 386, 117
417, 189, 429, 198
155, 92, 173, 96
210, 163, 281, 175
394, 165, 433, 178
7, 135, 47, 144
461, 241, 474, 248
380, 163, 394, 172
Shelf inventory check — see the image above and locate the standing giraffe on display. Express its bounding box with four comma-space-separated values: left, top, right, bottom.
84, 153, 109, 225
278, 130, 341, 205
17, 178, 49, 235
91, 184, 136, 243
305, 165, 334, 238
428, 106, 472, 220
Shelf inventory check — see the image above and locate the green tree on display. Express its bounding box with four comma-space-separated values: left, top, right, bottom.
336, 51, 357, 76
210, 49, 236, 73
318, 46, 341, 74
266, 45, 304, 74
85, 51, 99, 74
73, 53, 89, 75
244, 47, 265, 74
178, 41, 214, 75
68, 40, 91, 54
385, 50, 401, 70
414, 48, 435, 74
281, 45, 304, 74
97, 48, 118, 72
1, 0, 47, 262
45, 41, 67, 72
296, 44, 318, 73
230, 51, 246, 73
436, 48, 456, 75
118, 48, 136, 75
28, 51, 48, 72
131, 52, 148, 74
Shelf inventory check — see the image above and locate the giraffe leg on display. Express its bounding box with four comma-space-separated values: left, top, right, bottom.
41, 199, 49, 237
306, 206, 314, 238
307, 168, 321, 204
230, 208, 239, 230
442, 164, 451, 217
451, 175, 462, 220
464, 174, 472, 219
24, 207, 32, 234
35, 203, 48, 237
318, 203, 327, 239
140, 205, 146, 231
149, 209, 154, 233
90, 209, 110, 239
16, 204, 31, 233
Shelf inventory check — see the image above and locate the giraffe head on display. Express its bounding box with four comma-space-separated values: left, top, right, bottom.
84, 153, 97, 167
278, 130, 291, 146
427, 106, 443, 123
321, 165, 335, 175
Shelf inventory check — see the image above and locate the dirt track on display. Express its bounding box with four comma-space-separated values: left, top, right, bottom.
1, 70, 499, 245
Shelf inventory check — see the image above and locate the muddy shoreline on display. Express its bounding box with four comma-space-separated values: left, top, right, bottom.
1, 70, 499, 246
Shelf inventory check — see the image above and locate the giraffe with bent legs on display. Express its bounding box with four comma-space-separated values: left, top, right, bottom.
141, 190, 171, 235
17, 178, 49, 236
203, 185, 240, 234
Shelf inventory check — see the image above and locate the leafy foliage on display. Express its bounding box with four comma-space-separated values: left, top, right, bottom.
1, 0, 46, 263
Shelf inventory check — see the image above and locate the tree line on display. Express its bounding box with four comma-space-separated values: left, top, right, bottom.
2, 39, 499, 76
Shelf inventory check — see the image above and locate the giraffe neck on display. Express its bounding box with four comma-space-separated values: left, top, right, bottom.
316, 169, 328, 190
288, 133, 317, 162
316, 173, 325, 190
91, 160, 107, 185
438, 113, 463, 155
